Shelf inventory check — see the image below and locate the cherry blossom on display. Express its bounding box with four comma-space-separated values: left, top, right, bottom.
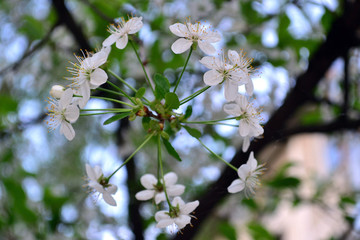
85, 164, 118, 206
49, 85, 65, 99
69, 46, 110, 108
46, 88, 79, 141
103, 16, 143, 49
135, 172, 185, 204
224, 94, 263, 151
228, 152, 264, 197
155, 197, 199, 230
169, 20, 221, 54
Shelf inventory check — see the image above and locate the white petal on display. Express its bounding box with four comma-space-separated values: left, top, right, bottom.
89, 181, 104, 193
228, 50, 240, 65
156, 219, 174, 228
115, 34, 128, 49
167, 184, 185, 197
203, 69, 223, 86
203, 31, 221, 43
59, 88, 73, 108
252, 122, 264, 136
245, 79, 254, 96
103, 34, 118, 47
90, 68, 108, 87
155, 210, 169, 222
235, 94, 248, 110
242, 137, 250, 152
224, 80, 239, 101
247, 152, 258, 171
164, 172, 178, 186
135, 190, 155, 201
102, 192, 117, 206
140, 174, 157, 189
60, 121, 75, 141
223, 103, 241, 116
50, 85, 65, 99
239, 119, 250, 137
175, 215, 191, 229
106, 185, 118, 195
86, 164, 97, 180
90, 49, 109, 68
64, 105, 79, 123
93, 165, 103, 179
171, 38, 193, 54
77, 82, 90, 109
199, 56, 217, 69
238, 165, 251, 180
171, 196, 185, 208
127, 17, 143, 34
227, 179, 245, 193
181, 200, 199, 215
198, 41, 216, 55
155, 192, 166, 204
169, 23, 189, 37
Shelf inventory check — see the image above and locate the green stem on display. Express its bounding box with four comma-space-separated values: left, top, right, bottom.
90, 96, 136, 108
185, 122, 239, 127
80, 111, 130, 116
173, 47, 193, 93
106, 80, 136, 104
198, 138, 238, 172
108, 133, 155, 180
129, 40, 155, 94
180, 86, 211, 105
108, 69, 137, 93
96, 87, 125, 97
184, 117, 237, 124
157, 134, 172, 208
80, 108, 130, 112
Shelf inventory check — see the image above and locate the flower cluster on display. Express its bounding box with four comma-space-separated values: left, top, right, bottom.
46, 15, 266, 234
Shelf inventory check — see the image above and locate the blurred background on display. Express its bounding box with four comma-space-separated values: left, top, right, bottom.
1, 0, 360, 239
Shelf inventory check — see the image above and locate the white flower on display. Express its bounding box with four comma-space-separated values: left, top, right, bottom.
69, 47, 110, 108
50, 85, 65, 99
135, 172, 185, 204
200, 53, 247, 101
227, 152, 264, 197
228, 49, 254, 96
102, 16, 143, 49
155, 197, 199, 230
85, 164, 118, 206
46, 88, 79, 141
224, 94, 263, 151
169, 20, 221, 54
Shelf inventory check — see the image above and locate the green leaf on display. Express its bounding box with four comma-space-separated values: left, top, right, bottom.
142, 116, 151, 130
162, 137, 182, 162
242, 198, 258, 211
183, 125, 201, 139
19, 15, 45, 41
248, 222, 276, 240
136, 87, 146, 98
218, 221, 237, 240
184, 105, 192, 119
165, 92, 180, 110
154, 73, 170, 100
267, 177, 300, 189
103, 112, 130, 125
0, 95, 18, 114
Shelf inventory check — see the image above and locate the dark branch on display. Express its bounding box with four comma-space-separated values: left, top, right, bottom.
51, 0, 91, 51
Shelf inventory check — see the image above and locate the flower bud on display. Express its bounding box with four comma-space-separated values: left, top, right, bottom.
50, 85, 66, 99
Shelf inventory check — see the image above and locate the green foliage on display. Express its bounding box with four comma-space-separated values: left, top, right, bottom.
247, 222, 276, 240
301, 106, 323, 125
154, 73, 170, 100
184, 105, 193, 119
135, 87, 146, 98
164, 92, 180, 110
19, 15, 45, 41
0, 95, 18, 114
162, 137, 182, 161
218, 220, 237, 240
266, 162, 301, 189
103, 112, 131, 125
183, 125, 202, 139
